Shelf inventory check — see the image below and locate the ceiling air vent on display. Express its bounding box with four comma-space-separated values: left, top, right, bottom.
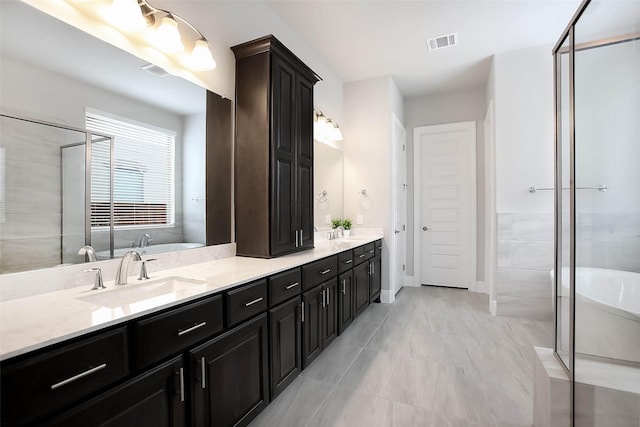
141, 63, 170, 77
427, 33, 458, 51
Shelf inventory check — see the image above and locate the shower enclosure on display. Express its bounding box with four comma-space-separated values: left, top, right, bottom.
553, 0, 639, 425
0, 114, 114, 273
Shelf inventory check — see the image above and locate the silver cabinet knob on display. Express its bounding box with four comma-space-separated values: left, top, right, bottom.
422, 226, 429, 231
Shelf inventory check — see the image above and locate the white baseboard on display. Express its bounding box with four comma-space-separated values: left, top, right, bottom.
490, 299, 497, 316
403, 275, 419, 287
380, 290, 395, 304
473, 280, 489, 294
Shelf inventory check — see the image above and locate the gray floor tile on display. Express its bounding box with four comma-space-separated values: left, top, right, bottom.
306, 386, 394, 427
249, 375, 334, 427
250, 286, 546, 427
301, 339, 363, 384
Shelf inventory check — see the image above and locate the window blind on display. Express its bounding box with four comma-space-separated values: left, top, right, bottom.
86, 112, 175, 228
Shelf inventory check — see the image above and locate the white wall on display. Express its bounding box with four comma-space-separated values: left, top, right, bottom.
343, 76, 403, 299
488, 44, 555, 321
404, 88, 487, 282
494, 45, 555, 214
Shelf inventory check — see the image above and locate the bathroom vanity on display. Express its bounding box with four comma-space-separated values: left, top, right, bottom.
0, 237, 382, 427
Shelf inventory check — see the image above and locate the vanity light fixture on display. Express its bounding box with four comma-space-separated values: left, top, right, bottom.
314, 108, 344, 143
101, 0, 217, 71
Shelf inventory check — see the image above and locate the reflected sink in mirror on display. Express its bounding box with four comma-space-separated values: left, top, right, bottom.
77, 276, 207, 309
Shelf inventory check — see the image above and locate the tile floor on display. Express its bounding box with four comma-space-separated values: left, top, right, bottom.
250, 286, 553, 427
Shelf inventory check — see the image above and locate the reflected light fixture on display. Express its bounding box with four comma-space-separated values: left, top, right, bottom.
108, 0, 146, 31
103, 0, 217, 71
314, 108, 343, 144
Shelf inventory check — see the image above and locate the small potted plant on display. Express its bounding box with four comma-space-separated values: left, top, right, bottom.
331, 218, 342, 229
342, 219, 352, 237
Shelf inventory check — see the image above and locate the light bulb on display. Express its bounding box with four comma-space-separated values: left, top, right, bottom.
153, 16, 184, 53
190, 40, 217, 71
109, 0, 146, 31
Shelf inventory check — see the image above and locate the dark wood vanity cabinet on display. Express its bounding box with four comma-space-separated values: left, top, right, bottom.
301, 278, 338, 369
0, 241, 382, 427
45, 357, 186, 427
353, 261, 371, 318
232, 35, 321, 258
268, 296, 302, 400
370, 254, 382, 303
190, 314, 269, 427
1, 327, 130, 427
338, 270, 355, 334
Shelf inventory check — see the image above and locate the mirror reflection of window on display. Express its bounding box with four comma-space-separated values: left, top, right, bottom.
86, 110, 175, 229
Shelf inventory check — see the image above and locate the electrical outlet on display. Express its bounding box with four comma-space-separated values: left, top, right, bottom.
325, 214, 331, 224
357, 215, 364, 225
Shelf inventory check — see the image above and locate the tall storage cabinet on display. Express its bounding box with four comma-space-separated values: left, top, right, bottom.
232, 35, 321, 258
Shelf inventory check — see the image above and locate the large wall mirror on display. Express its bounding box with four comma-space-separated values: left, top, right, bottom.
314, 140, 343, 231
0, 1, 231, 274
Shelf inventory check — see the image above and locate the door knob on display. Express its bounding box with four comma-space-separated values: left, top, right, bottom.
422, 226, 429, 231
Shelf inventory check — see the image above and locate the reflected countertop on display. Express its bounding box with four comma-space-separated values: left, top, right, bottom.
0, 234, 382, 361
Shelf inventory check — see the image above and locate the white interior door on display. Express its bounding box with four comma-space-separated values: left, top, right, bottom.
414, 122, 476, 289
392, 114, 407, 296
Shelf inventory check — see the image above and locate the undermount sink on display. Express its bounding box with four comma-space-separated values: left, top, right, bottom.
77, 277, 207, 309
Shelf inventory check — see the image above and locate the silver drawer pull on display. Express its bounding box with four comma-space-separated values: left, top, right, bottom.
342, 279, 346, 294
50, 363, 107, 390
369, 250, 375, 254
320, 269, 331, 275
178, 321, 207, 336
179, 367, 185, 402
359, 254, 365, 258
245, 297, 263, 307
345, 259, 353, 264
201, 357, 207, 389
285, 282, 300, 290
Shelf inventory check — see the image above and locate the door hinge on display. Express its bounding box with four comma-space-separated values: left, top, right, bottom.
402, 225, 405, 231
402, 264, 406, 271
402, 144, 406, 151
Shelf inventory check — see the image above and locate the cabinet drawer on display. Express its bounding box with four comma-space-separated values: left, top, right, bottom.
375, 239, 383, 256
364, 242, 376, 260
1, 327, 129, 426
226, 279, 268, 327
302, 256, 337, 291
353, 245, 367, 265
337, 250, 354, 274
269, 268, 302, 307
133, 295, 223, 370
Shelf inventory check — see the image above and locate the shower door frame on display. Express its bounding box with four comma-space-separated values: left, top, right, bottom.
553, 0, 640, 424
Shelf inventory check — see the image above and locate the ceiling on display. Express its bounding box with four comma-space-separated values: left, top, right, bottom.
165, 0, 582, 98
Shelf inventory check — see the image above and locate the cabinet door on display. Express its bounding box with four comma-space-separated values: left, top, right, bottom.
271, 55, 297, 256
338, 271, 354, 334
370, 255, 382, 303
322, 279, 338, 348
296, 73, 315, 249
191, 314, 269, 427
302, 285, 323, 369
45, 357, 185, 427
353, 262, 370, 319
269, 296, 302, 400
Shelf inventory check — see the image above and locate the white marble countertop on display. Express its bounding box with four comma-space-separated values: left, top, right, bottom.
0, 235, 382, 361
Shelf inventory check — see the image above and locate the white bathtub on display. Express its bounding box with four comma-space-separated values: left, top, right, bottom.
552, 267, 640, 363
97, 243, 204, 260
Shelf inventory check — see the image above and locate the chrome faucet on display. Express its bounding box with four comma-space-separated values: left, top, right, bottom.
78, 245, 98, 262
137, 233, 152, 248
115, 251, 141, 286
328, 226, 344, 240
